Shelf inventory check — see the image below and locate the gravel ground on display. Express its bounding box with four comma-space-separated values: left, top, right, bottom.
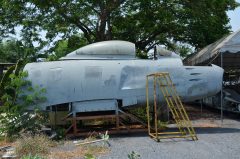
3, 105, 238, 159
97, 118, 240, 159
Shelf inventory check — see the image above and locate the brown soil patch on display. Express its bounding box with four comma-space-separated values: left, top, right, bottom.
193, 122, 220, 128
49, 141, 109, 159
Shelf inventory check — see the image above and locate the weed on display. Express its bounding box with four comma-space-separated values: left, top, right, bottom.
21, 154, 46, 159
49, 133, 109, 159
127, 106, 148, 123
157, 120, 168, 129
15, 134, 53, 158
84, 153, 96, 159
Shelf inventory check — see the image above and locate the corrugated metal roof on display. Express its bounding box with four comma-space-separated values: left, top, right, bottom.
184, 29, 240, 66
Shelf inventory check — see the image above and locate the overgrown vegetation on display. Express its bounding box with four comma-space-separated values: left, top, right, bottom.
16, 134, 53, 158
0, 61, 46, 140
20, 154, 46, 159
49, 135, 109, 159
84, 154, 96, 159
127, 106, 148, 123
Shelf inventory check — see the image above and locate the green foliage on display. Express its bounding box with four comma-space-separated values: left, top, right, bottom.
128, 151, 141, 159
47, 34, 88, 61
84, 154, 96, 159
0, 62, 46, 139
157, 120, 168, 130
136, 50, 148, 59
0, 0, 238, 56
47, 40, 68, 61
0, 60, 25, 101
16, 134, 52, 158
0, 65, 15, 97
99, 131, 109, 141
128, 107, 148, 123
0, 39, 46, 63
54, 127, 66, 140
21, 154, 46, 159
166, 43, 194, 58
0, 40, 24, 63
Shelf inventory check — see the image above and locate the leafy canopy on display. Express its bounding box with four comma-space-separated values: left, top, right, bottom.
0, 0, 239, 57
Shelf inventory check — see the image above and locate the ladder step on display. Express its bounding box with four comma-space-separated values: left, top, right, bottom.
146, 73, 197, 141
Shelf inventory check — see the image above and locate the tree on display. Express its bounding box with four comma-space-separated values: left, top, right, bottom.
0, 39, 25, 63
0, 38, 47, 63
47, 34, 88, 60
0, 0, 239, 54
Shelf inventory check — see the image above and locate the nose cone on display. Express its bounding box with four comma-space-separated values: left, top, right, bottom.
207, 65, 224, 96
184, 64, 224, 102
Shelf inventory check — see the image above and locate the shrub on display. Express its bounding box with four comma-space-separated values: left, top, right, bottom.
0, 63, 46, 140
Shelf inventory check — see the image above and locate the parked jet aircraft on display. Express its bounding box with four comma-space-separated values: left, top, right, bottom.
24, 40, 223, 115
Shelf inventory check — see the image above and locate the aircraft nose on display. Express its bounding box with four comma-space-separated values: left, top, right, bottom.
207, 65, 224, 95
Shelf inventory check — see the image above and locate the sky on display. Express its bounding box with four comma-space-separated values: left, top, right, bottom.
227, 0, 240, 31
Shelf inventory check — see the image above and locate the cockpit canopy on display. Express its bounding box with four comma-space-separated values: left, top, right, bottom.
61, 40, 136, 60
60, 40, 180, 60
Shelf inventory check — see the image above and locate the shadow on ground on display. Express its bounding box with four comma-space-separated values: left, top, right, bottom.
107, 126, 240, 139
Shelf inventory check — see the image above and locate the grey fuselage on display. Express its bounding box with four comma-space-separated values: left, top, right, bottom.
24, 41, 223, 112
24, 56, 223, 111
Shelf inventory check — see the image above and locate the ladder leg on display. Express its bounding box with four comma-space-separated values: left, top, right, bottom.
146, 73, 197, 141
153, 77, 159, 140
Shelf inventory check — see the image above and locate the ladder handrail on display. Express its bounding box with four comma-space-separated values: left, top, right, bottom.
156, 77, 186, 135
164, 74, 197, 136
161, 74, 194, 136
146, 72, 198, 141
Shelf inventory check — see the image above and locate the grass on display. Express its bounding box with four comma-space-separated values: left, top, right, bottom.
0, 135, 14, 147
157, 120, 168, 129
49, 144, 108, 159
21, 154, 46, 159
15, 134, 55, 158
127, 106, 148, 123
1, 132, 108, 159
48, 134, 109, 159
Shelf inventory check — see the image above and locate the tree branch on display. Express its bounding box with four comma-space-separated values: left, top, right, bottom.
53, 3, 94, 43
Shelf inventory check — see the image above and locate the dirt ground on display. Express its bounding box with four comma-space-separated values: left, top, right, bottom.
1, 105, 240, 159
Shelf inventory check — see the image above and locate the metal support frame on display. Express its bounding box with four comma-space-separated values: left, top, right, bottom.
115, 103, 120, 130
64, 107, 148, 137
146, 72, 198, 142
220, 52, 223, 124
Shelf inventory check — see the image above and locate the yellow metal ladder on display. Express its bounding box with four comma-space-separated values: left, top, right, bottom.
146, 72, 198, 142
